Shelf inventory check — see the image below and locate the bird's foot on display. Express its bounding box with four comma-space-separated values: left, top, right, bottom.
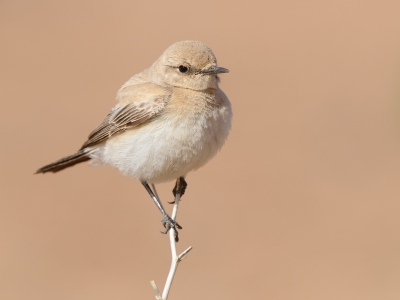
169, 177, 188, 204
161, 215, 182, 242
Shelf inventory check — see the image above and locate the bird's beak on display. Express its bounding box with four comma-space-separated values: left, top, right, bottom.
202, 66, 230, 75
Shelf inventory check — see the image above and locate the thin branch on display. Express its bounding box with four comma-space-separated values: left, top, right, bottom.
150, 179, 193, 300
178, 246, 193, 260
150, 281, 162, 300
162, 189, 181, 300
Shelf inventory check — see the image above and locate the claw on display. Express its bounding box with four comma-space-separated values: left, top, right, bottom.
170, 177, 187, 204
161, 215, 182, 242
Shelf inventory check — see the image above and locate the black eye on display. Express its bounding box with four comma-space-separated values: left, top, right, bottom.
178, 65, 188, 73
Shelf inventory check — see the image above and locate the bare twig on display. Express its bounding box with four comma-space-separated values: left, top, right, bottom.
150, 179, 193, 300
150, 281, 162, 300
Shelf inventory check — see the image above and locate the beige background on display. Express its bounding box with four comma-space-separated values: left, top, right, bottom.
1, 1, 400, 299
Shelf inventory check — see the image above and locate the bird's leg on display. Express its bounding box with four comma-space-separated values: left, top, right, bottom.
141, 181, 182, 242
169, 177, 187, 204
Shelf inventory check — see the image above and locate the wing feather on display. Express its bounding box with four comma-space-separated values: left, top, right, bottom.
80, 95, 169, 149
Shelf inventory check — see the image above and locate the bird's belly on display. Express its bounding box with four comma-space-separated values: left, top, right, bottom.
94, 113, 229, 183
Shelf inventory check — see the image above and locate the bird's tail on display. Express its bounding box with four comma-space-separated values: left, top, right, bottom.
35, 148, 93, 174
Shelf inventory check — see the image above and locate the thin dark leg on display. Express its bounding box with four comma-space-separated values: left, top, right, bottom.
141, 181, 182, 241
142, 181, 168, 216
169, 177, 187, 204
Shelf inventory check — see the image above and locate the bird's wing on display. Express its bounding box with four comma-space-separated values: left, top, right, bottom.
80, 86, 171, 149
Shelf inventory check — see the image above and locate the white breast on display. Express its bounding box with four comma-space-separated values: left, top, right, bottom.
91, 96, 231, 183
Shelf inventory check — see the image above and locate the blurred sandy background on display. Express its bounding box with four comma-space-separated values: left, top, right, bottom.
1, 1, 400, 299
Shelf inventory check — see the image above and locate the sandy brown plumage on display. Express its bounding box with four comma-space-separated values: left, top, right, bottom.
36, 40, 232, 240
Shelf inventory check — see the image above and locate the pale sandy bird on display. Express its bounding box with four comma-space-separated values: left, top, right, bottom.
36, 40, 232, 241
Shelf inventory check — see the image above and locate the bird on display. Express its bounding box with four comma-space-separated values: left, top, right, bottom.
36, 40, 232, 241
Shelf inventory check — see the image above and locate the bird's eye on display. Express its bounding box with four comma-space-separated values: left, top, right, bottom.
178, 65, 188, 73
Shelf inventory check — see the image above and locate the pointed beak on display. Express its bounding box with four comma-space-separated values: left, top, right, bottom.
202, 65, 230, 75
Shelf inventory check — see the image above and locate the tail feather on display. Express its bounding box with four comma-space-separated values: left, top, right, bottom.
36, 149, 92, 174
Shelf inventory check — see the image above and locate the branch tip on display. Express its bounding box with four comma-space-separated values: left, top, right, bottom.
150, 281, 163, 300
178, 246, 193, 260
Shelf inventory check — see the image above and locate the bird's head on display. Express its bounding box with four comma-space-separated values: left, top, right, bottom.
150, 40, 229, 91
